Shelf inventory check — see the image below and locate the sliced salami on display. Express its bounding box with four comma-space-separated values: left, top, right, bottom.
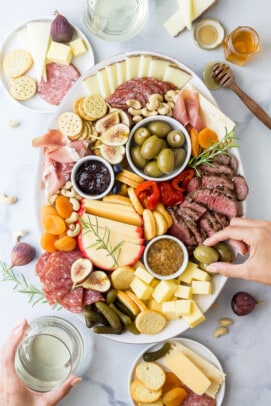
182, 390, 216, 406
83, 288, 105, 305
37, 62, 80, 105
57, 287, 84, 314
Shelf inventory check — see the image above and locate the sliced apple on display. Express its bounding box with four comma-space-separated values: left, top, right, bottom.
82, 270, 111, 292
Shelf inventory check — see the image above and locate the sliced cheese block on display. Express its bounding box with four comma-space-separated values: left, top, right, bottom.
27, 21, 51, 81
159, 341, 226, 398
83, 74, 101, 95
177, 0, 193, 30
126, 55, 141, 80
147, 57, 170, 81
163, 64, 191, 89
105, 63, 119, 93
116, 60, 126, 85
138, 55, 152, 77
97, 68, 111, 98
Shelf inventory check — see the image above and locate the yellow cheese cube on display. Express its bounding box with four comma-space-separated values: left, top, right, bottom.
162, 301, 179, 320
175, 300, 192, 316
178, 262, 198, 284
174, 284, 192, 299
191, 281, 213, 295
182, 300, 206, 328
151, 278, 160, 288
69, 38, 87, 56
147, 299, 163, 313
130, 276, 153, 300
47, 41, 73, 65
134, 266, 154, 285
192, 269, 211, 282
152, 280, 177, 303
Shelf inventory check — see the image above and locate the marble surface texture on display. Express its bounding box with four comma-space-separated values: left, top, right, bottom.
1, 0, 271, 405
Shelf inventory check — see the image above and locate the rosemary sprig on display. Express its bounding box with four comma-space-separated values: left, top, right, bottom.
80, 215, 123, 268
0, 261, 61, 309
188, 127, 239, 175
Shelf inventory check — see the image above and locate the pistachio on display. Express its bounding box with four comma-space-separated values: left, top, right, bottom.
219, 317, 233, 326
11, 242, 36, 267
213, 326, 228, 338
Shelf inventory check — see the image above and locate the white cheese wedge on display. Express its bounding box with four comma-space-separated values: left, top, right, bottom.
138, 55, 152, 77
105, 63, 119, 93
83, 74, 101, 95
116, 60, 126, 85
27, 21, 51, 81
163, 352, 211, 395
97, 68, 111, 98
126, 55, 141, 80
177, 0, 193, 30
163, 64, 191, 89
147, 57, 170, 81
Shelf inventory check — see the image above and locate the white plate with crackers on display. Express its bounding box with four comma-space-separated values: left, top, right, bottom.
35, 51, 246, 344
0, 16, 94, 113
129, 337, 226, 406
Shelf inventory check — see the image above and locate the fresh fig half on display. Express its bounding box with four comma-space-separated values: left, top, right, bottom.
71, 258, 93, 289
99, 144, 125, 164
82, 270, 111, 292
95, 112, 120, 133
100, 123, 129, 146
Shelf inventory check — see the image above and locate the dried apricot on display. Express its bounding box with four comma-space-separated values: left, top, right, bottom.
42, 205, 58, 218
54, 235, 76, 251
162, 387, 187, 406
43, 214, 66, 235
55, 195, 73, 218
40, 232, 58, 253
162, 372, 182, 395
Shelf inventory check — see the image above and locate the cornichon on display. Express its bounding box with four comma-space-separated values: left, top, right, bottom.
94, 301, 122, 331
106, 288, 117, 305
143, 342, 171, 362
109, 303, 132, 326
84, 308, 108, 327
93, 325, 122, 334
126, 322, 140, 335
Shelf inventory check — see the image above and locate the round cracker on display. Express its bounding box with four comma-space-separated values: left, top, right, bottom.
58, 112, 83, 138
3, 49, 33, 79
135, 309, 167, 335
111, 266, 135, 290
78, 98, 96, 121
83, 94, 108, 119
73, 97, 84, 114
9, 75, 36, 101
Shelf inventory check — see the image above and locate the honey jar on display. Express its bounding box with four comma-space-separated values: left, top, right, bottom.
223, 26, 259, 66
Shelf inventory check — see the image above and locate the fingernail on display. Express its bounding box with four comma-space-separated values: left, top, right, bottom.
206, 264, 218, 273
71, 377, 82, 387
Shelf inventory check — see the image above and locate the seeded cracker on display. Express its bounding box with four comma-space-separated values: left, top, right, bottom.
3, 49, 33, 79
58, 112, 83, 138
83, 94, 108, 120
9, 76, 37, 101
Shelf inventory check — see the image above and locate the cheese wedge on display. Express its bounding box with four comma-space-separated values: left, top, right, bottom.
83, 74, 101, 95
147, 57, 170, 81
163, 64, 191, 89
97, 68, 111, 98
27, 21, 51, 81
126, 55, 141, 80
138, 55, 152, 77
105, 63, 118, 93
116, 60, 126, 85
177, 0, 193, 30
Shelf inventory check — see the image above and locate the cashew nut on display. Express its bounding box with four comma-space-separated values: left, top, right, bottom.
141, 108, 158, 117
66, 212, 79, 224
132, 115, 143, 123
128, 107, 143, 116
219, 317, 233, 326
69, 197, 80, 211
61, 181, 73, 190
0, 193, 17, 205
61, 188, 77, 198
8, 120, 20, 128
146, 94, 163, 111
157, 103, 171, 116
165, 90, 178, 102
126, 99, 142, 109
67, 223, 81, 237
12, 229, 28, 244
213, 326, 228, 338
47, 194, 58, 205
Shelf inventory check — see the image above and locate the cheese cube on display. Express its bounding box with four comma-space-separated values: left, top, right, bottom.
134, 266, 154, 285
147, 299, 163, 313
182, 300, 206, 328
151, 278, 160, 288
83, 74, 101, 95
191, 281, 213, 295
47, 41, 73, 65
152, 280, 177, 303
162, 352, 211, 395
69, 38, 87, 56
175, 299, 192, 316
162, 301, 179, 320
192, 269, 211, 282
174, 284, 192, 299
178, 262, 198, 284
130, 276, 153, 300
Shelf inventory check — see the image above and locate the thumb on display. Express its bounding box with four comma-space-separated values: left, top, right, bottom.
44, 375, 82, 405
207, 261, 247, 279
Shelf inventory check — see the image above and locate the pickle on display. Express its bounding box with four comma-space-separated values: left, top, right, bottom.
106, 288, 118, 305
93, 325, 122, 334
94, 301, 122, 331
143, 342, 171, 362
126, 322, 140, 335
84, 306, 108, 327
109, 303, 132, 326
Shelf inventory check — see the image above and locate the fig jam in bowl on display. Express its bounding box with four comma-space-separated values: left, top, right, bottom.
143, 235, 189, 280
71, 156, 114, 199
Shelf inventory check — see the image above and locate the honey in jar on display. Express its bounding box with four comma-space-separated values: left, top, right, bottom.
223, 26, 259, 66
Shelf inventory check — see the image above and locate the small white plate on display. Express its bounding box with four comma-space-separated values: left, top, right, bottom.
0, 16, 95, 113
129, 337, 225, 406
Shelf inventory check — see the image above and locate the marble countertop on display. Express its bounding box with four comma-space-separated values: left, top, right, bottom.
1, 0, 271, 405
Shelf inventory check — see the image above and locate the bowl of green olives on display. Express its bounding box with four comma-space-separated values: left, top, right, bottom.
126, 116, 191, 181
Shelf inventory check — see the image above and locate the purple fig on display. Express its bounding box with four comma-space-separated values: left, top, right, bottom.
51, 11, 74, 43
231, 291, 257, 316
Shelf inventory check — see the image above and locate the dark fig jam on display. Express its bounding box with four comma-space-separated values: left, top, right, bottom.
75, 160, 111, 195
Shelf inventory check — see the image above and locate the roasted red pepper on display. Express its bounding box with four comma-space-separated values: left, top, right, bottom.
135, 180, 161, 210
171, 168, 195, 191
159, 181, 184, 207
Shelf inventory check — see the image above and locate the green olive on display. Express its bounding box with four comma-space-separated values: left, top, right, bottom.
172, 148, 187, 168
167, 130, 186, 147
214, 242, 234, 263
160, 139, 168, 150
147, 121, 172, 137
144, 161, 164, 178
133, 127, 151, 146
157, 148, 175, 174
131, 146, 148, 168
193, 245, 219, 264
141, 135, 163, 160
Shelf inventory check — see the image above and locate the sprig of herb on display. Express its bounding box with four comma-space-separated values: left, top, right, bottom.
188, 127, 239, 175
0, 261, 61, 309
81, 215, 122, 268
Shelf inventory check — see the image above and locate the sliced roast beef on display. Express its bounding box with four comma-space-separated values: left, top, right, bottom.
231, 174, 249, 201
168, 208, 197, 246
212, 153, 238, 171
189, 189, 239, 218
200, 211, 225, 237
199, 162, 235, 176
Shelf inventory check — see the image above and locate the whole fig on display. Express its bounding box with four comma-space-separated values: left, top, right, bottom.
51, 11, 74, 43
231, 291, 257, 316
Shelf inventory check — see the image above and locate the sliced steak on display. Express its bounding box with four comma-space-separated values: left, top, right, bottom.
189, 189, 239, 218
199, 211, 225, 237
231, 174, 249, 200
168, 209, 197, 246
199, 162, 235, 176
184, 218, 207, 244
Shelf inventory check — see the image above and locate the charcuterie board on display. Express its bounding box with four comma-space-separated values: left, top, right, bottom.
34, 51, 247, 344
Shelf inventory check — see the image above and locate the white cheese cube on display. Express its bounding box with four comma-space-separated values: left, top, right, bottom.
47, 41, 73, 65
162, 301, 179, 320
152, 280, 177, 303
147, 299, 163, 313
191, 281, 213, 295
175, 299, 192, 316
178, 262, 198, 284
134, 266, 154, 285
182, 300, 206, 328
174, 284, 192, 299
192, 269, 211, 281
69, 38, 87, 56
130, 276, 153, 300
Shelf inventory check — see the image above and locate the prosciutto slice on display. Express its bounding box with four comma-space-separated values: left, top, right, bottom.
173, 88, 205, 132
